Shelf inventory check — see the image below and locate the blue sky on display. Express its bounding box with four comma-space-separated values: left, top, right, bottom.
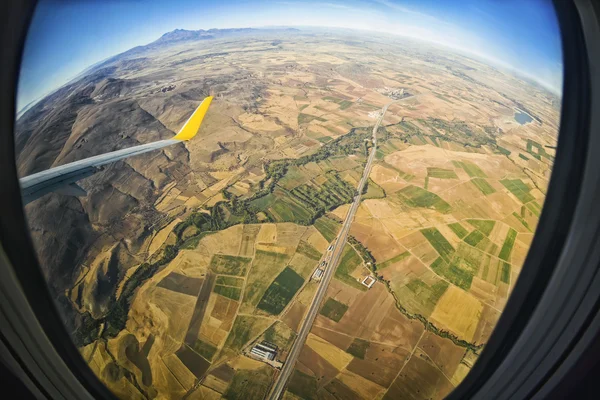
17, 0, 562, 111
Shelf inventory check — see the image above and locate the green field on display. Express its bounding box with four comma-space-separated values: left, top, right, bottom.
452, 160, 487, 178
466, 219, 495, 236
519, 153, 530, 161
430, 257, 475, 290
262, 322, 296, 354
288, 171, 355, 223
377, 251, 410, 270
242, 250, 290, 311
214, 285, 242, 301
500, 179, 535, 203
346, 338, 370, 359
526, 139, 553, 161
287, 370, 318, 400
269, 194, 314, 224
448, 222, 469, 239
298, 113, 326, 125
323, 96, 353, 110
396, 277, 449, 317
216, 276, 244, 287
320, 297, 349, 322
498, 228, 517, 261
471, 178, 496, 195
421, 228, 454, 262
501, 262, 511, 284
526, 201, 542, 217
295, 240, 323, 260
397, 185, 452, 214
362, 178, 386, 200
224, 365, 275, 400
257, 267, 305, 315
191, 339, 217, 361
209, 255, 252, 276
223, 316, 272, 354
512, 211, 532, 231
464, 230, 485, 246
314, 216, 341, 242
427, 167, 458, 179
430, 244, 482, 290
334, 245, 366, 291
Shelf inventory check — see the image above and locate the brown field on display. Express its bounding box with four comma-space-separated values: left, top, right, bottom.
311, 325, 354, 351
323, 379, 363, 400
383, 352, 455, 400
337, 369, 386, 399
371, 302, 425, 349
347, 342, 411, 387
418, 331, 466, 378
297, 345, 340, 389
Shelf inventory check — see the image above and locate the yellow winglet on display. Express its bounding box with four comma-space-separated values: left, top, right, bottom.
173, 96, 213, 141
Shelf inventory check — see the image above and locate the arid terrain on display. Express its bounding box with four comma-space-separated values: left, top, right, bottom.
16, 27, 559, 399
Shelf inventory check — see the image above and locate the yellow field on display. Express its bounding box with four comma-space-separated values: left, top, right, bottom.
230, 355, 265, 370
148, 218, 181, 256
306, 333, 353, 370
430, 286, 484, 342
304, 229, 329, 254
257, 223, 277, 243
337, 369, 386, 399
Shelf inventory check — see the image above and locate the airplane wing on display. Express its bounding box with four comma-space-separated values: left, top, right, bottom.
19, 96, 213, 205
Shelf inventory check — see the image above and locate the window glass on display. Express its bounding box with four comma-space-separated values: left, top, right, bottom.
15, 0, 562, 398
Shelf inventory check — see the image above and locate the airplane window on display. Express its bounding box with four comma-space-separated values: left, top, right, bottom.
14, 0, 562, 398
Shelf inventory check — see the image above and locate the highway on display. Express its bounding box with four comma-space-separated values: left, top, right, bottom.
267, 100, 399, 400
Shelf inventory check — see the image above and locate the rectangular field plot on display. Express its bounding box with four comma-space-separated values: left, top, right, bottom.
334, 244, 367, 291
223, 316, 272, 354
216, 276, 244, 287
257, 267, 305, 315
209, 254, 252, 276
214, 285, 242, 301
157, 272, 203, 296
314, 216, 341, 242
176, 344, 211, 379
466, 219, 495, 236
225, 365, 274, 400
421, 228, 455, 262
498, 228, 517, 261
452, 160, 487, 178
346, 338, 370, 359
377, 251, 410, 270
471, 178, 496, 195
320, 297, 349, 322
448, 222, 469, 239
501, 262, 511, 284
431, 247, 481, 291
500, 179, 535, 203
295, 240, 323, 260
397, 185, 452, 214
526, 201, 542, 217
430, 286, 484, 342
396, 277, 449, 317
427, 167, 458, 179
191, 339, 218, 362
242, 250, 290, 311
287, 370, 318, 400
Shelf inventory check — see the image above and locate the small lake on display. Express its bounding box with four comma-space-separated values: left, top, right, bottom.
514, 110, 533, 125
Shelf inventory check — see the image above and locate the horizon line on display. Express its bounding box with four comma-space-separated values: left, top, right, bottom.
18, 24, 562, 115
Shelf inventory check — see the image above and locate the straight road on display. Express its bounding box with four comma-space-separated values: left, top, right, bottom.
267, 99, 401, 400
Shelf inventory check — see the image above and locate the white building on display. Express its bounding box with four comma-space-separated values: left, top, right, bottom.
312, 268, 324, 281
